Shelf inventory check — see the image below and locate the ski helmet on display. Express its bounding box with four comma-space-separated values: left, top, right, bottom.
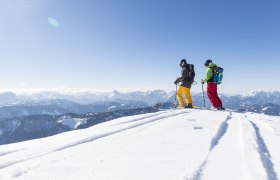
180, 59, 187, 67
204, 59, 212, 67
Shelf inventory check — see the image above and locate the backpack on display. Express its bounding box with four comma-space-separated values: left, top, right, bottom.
212, 66, 224, 84
186, 64, 195, 84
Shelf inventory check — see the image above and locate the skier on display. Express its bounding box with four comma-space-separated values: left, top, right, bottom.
174, 59, 194, 108
201, 59, 224, 110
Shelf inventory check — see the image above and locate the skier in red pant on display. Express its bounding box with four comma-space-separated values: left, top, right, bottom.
201, 59, 224, 110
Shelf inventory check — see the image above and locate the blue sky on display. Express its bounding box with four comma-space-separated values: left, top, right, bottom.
0, 0, 279, 94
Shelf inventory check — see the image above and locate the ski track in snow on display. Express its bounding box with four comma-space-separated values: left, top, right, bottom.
0, 149, 24, 156
0, 110, 189, 172
109, 111, 166, 127
185, 112, 279, 180
1, 110, 279, 180
186, 112, 233, 180
209, 112, 232, 151
249, 121, 278, 180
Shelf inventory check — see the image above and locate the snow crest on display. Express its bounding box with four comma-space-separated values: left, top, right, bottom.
0, 110, 279, 180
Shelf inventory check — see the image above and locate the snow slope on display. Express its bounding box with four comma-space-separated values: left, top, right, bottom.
0, 110, 279, 180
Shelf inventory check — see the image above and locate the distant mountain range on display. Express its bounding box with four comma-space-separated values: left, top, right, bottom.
0, 99, 148, 119
0, 90, 172, 106
0, 90, 279, 117
0, 90, 279, 145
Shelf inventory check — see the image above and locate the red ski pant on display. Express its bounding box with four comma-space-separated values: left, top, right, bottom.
207, 83, 222, 108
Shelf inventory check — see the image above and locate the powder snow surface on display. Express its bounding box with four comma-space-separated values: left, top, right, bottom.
0, 109, 279, 180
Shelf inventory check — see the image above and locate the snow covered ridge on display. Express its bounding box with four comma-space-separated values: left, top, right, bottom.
0, 107, 158, 145
0, 110, 280, 180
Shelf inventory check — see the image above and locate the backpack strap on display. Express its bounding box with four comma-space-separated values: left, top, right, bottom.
211, 66, 219, 83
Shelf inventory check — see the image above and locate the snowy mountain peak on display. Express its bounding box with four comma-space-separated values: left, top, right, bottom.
243, 90, 280, 97
145, 89, 166, 94
109, 90, 121, 98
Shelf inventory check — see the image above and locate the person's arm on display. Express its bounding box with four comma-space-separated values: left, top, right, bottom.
175, 67, 188, 84
202, 67, 212, 84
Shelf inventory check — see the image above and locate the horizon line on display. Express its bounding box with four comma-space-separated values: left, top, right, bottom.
0, 88, 279, 96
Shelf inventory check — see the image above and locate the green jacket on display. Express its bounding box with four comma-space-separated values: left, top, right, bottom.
202, 63, 216, 83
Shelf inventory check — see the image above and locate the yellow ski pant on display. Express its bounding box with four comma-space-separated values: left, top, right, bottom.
176, 86, 192, 107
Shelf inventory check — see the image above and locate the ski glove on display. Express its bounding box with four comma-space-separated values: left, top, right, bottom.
201, 79, 205, 84
174, 78, 179, 85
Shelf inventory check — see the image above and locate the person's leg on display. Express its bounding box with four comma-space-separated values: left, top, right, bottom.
176, 86, 185, 107
207, 83, 213, 107
216, 89, 223, 108
215, 86, 223, 109
182, 86, 192, 105
208, 83, 220, 108
207, 83, 217, 108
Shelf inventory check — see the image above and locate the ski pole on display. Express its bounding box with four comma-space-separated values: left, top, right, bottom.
201, 81, 206, 108
174, 84, 177, 109
174, 84, 177, 104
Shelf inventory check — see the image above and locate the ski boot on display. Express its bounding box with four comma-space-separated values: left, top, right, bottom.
184, 103, 193, 109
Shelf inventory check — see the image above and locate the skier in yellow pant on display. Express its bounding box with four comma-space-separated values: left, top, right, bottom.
174, 59, 195, 108
176, 86, 192, 108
